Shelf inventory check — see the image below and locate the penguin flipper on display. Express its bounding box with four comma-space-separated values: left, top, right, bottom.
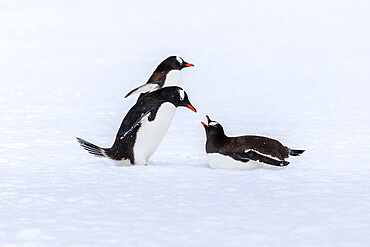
118, 110, 152, 140
232, 150, 289, 167
124, 83, 160, 98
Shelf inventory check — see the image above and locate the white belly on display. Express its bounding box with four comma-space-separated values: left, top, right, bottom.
163, 70, 182, 87
207, 153, 278, 170
133, 103, 176, 165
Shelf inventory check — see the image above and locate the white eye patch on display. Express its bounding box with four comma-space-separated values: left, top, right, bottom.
209, 121, 219, 126
178, 89, 185, 101
176, 56, 183, 65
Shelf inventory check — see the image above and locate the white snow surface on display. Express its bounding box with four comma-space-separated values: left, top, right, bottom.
1, 1, 370, 246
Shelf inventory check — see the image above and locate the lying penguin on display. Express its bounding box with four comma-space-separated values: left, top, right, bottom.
201, 115, 304, 170
77, 87, 196, 166
124, 56, 194, 99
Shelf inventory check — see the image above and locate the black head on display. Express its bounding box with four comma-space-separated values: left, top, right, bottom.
157, 86, 197, 112
201, 115, 226, 138
156, 56, 194, 72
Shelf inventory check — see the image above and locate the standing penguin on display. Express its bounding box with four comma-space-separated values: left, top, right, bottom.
201, 116, 304, 170
124, 56, 194, 99
77, 87, 197, 166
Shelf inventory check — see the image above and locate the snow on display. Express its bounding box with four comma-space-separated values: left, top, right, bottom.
1, 0, 370, 246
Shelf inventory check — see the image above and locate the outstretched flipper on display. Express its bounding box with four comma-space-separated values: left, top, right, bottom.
125, 76, 166, 99
232, 150, 289, 167
124, 83, 159, 98
118, 111, 152, 140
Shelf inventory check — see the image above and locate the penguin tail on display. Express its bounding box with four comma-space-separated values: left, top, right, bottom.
76, 137, 108, 158
289, 149, 305, 156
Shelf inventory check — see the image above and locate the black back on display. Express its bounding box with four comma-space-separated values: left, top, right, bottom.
203, 117, 290, 161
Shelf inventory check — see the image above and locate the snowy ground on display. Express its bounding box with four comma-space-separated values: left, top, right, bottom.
1, 1, 370, 246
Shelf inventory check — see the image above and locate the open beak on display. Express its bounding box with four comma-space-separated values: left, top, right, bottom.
202, 115, 210, 127
187, 104, 197, 113
206, 115, 211, 123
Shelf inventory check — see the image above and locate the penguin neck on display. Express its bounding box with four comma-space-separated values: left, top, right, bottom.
206, 131, 228, 153
164, 70, 183, 87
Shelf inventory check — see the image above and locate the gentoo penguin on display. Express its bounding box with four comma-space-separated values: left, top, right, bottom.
124, 56, 194, 99
201, 116, 305, 170
77, 87, 197, 166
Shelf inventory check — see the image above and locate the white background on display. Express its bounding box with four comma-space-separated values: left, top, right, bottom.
1, 1, 370, 246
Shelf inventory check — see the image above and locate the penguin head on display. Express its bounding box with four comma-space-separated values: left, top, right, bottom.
159, 87, 196, 112
157, 56, 194, 71
202, 115, 226, 137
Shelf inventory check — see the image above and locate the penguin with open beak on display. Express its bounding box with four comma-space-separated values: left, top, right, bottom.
202, 115, 304, 170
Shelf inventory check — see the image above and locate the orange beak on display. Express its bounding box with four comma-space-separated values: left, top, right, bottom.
201, 122, 208, 127
185, 63, 194, 67
187, 104, 196, 112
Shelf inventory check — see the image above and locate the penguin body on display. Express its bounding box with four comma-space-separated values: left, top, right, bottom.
202, 116, 304, 170
77, 87, 196, 166
124, 56, 194, 99
206, 152, 276, 170
133, 102, 176, 165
